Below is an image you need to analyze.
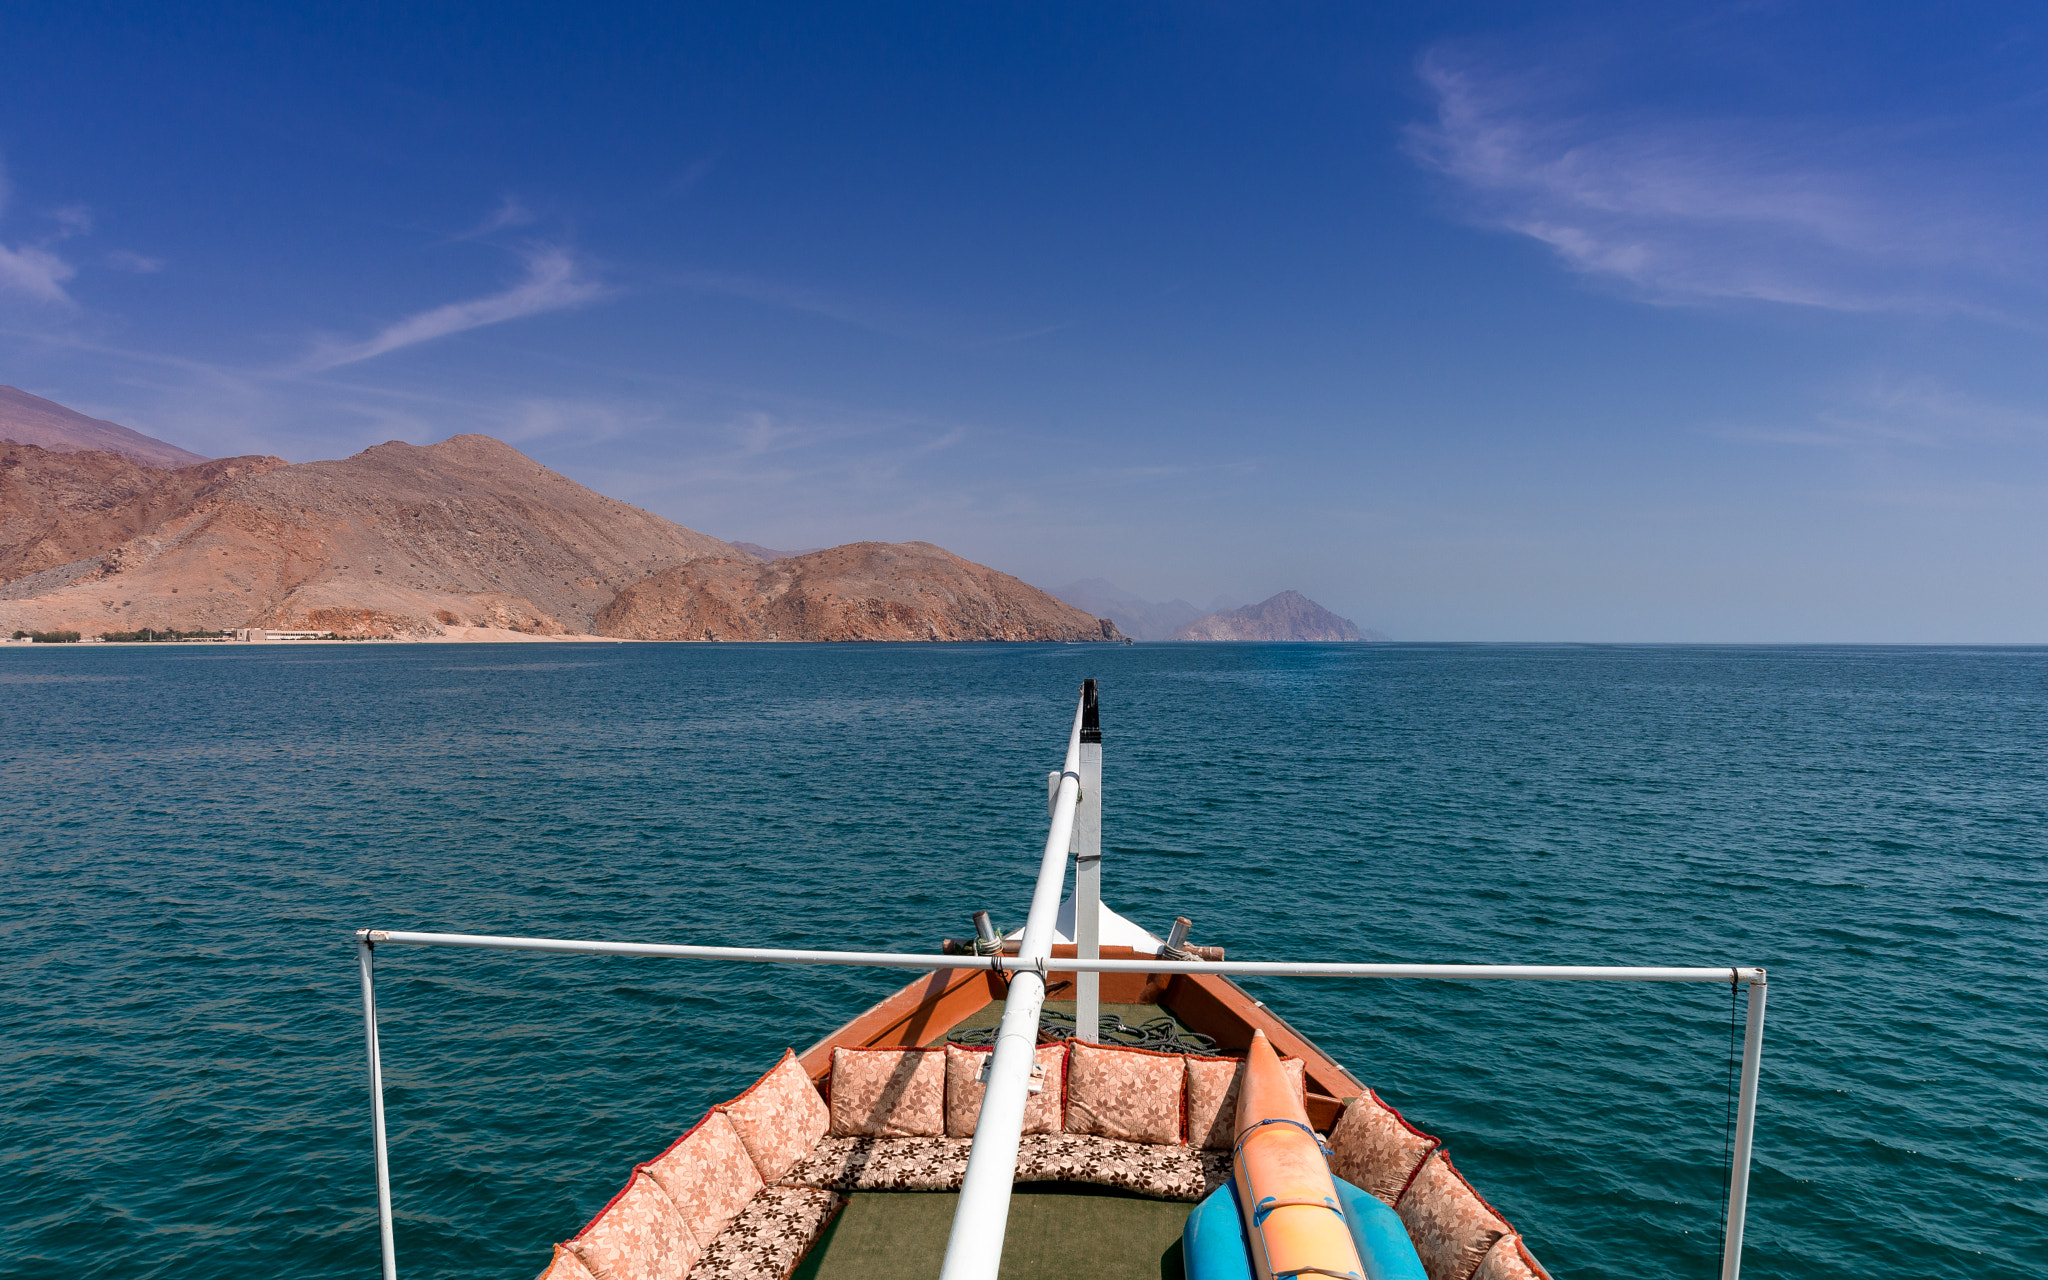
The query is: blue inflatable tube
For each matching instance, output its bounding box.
[1183,1175,1426,1280]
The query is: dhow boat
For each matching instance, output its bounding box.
[352,680,1768,1280]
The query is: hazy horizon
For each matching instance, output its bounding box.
[4,4,2045,642]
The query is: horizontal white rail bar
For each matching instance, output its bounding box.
[1080,959,1764,984]
[355,930,971,969]
[353,929,1760,985]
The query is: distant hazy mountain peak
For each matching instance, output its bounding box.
[1053,579,1205,641]
[732,541,826,562]
[1171,590,1384,642]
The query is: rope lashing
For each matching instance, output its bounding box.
[1234,1115,1332,1155]
[1252,1194,1343,1227]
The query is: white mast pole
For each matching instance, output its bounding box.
[937,687,1087,1280]
[1073,679,1102,1043]
[1719,971,1768,1280]
[357,938,399,1280]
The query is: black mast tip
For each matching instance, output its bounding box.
[1080,678,1101,743]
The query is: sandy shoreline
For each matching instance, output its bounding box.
[5,628,637,647]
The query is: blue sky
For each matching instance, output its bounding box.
[3,2,2045,640]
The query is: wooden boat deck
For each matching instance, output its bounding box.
[793,1185,1190,1280]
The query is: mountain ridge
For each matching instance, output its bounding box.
[0,385,211,469]
[0,433,747,637]
[598,542,1127,642]
[0,397,1125,644]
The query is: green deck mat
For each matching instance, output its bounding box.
[792,1185,1190,1280]
[928,1001,1201,1048]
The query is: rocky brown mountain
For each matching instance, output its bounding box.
[1170,590,1377,641]
[1,434,747,637]
[0,443,287,584]
[1,408,1125,643]
[0,385,211,468]
[595,542,1127,642]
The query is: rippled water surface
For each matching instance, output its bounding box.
[4,643,2043,1279]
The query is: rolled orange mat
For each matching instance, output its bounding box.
[1230,1030,1366,1280]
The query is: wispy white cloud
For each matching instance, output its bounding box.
[672,268,904,332]
[103,249,164,273]
[301,246,607,371]
[0,163,79,305]
[50,204,93,237]
[456,195,535,240]
[1721,376,2048,450]
[1406,48,2044,318]
[0,242,76,303]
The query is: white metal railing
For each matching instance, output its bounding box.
[352,682,1769,1280]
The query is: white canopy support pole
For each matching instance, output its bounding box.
[357,938,398,1280]
[1719,970,1768,1280]
[938,688,1087,1280]
[1073,679,1102,1043]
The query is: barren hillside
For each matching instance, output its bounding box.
[1,444,287,583]
[0,435,747,637]
[594,542,1127,642]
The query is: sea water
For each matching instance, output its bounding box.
[3,642,2042,1279]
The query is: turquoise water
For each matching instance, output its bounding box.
[4,643,2043,1279]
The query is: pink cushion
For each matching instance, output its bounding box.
[1064,1041,1185,1145]
[1184,1054,1306,1149]
[536,1244,597,1280]
[1327,1090,1439,1206]
[716,1049,830,1183]
[567,1170,699,1280]
[1396,1151,1512,1280]
[943,1042,1067,1136]
[641,1111,764,1247]
[828,1046,946,1137]
[1014,1132,1207,1200]
[1473,1234,1554,1280]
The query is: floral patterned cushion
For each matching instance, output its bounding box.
[537,1243,598,1280]
[1064,1041,1185,1145]
[1014,1132,1206,1201]
[643,1112,765,1248]
[690,1185,844,1280]
[943,1042,1067,1137]
[1184,1054,1307,1149]
[1328,1090,1439,1206]
[828,1047,946,1137]
[1473,1234,1554,1280]
[717,1050,831,1184]
[779,1135,973,1192]
[1197,1149,1233,1196]
[567,1170,700,1280]
[1396,1151,1512,1280]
